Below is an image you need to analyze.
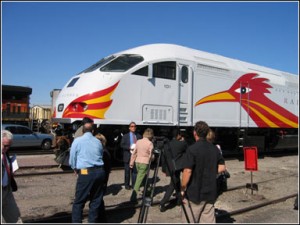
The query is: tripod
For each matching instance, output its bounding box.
[138,145,161,223]
[137,147,162,223]
[137,137,190,223]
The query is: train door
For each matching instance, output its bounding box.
[140,61,177,125]
[178,64,193,126]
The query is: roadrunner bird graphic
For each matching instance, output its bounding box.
[195,73,298,128]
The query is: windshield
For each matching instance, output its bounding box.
[78,55,115,74]
[67,77,80,87]
[100,54,144,72]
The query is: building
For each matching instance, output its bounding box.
[30,105,52,132]
[30,105,52,121]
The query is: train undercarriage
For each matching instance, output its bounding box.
[52,122,298,166]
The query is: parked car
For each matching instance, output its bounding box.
[2,124,53,150]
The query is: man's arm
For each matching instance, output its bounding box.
[217,150,226,173]
[181,168,192,194]
[69,141,78,170]
[218,164,226,173]
[120,134,129,149]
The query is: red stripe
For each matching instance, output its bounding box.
[87,101,112,110]
[75,82,119,102]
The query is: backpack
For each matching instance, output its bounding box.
[216,170,230,196]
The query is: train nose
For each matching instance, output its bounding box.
[57,102,88,115]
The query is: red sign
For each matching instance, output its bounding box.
[244,147,258,171]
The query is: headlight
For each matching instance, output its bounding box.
[58,104,64,112]
[71,102,88,112]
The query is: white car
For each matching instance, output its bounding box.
[2,124,53,150]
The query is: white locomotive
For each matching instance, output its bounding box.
[52,44,298,157]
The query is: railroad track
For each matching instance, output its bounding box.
[215,193,297,222]
[222,148,298,160]
[10,149,55,155]
[15,165,124,177]
[11,147,298,178]
[11,147,298,158]
[15,157,299,178]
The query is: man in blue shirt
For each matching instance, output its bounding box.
[69,117,106,223]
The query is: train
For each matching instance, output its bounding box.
[51,43,298,161]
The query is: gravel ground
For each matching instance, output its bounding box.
[12,154,299,223]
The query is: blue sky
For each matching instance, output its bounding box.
[1,1,299,106]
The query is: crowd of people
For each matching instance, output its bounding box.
[2,117,230,223]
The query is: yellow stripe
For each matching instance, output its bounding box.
[195,92,234,105]
[85,92,114,104]
[84,108,109,118]
[248,100,298,128]
[246,105,279,127]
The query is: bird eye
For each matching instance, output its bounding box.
[235,87,252,94]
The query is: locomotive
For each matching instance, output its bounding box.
[51,43,298,161]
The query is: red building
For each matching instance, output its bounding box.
[2,85,32,126]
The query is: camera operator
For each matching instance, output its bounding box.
[160,128,188,212]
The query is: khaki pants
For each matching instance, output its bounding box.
[181,200,215,223]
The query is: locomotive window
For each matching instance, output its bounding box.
[100,54,144,72]
[80,55,115,74]
[67,77,80,88]
[181,66,188,83]
[132,66,148,76]
[153,61,176,80]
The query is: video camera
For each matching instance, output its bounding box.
[152,136,169,154]
[150,136,169,168]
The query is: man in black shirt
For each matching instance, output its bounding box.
[180,121,225,223]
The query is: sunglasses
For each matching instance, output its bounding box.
[3,145,10,148]
[130,125,136,128]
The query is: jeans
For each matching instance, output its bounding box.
[72,168,106,223]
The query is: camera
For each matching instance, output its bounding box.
[153,136,168,154]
